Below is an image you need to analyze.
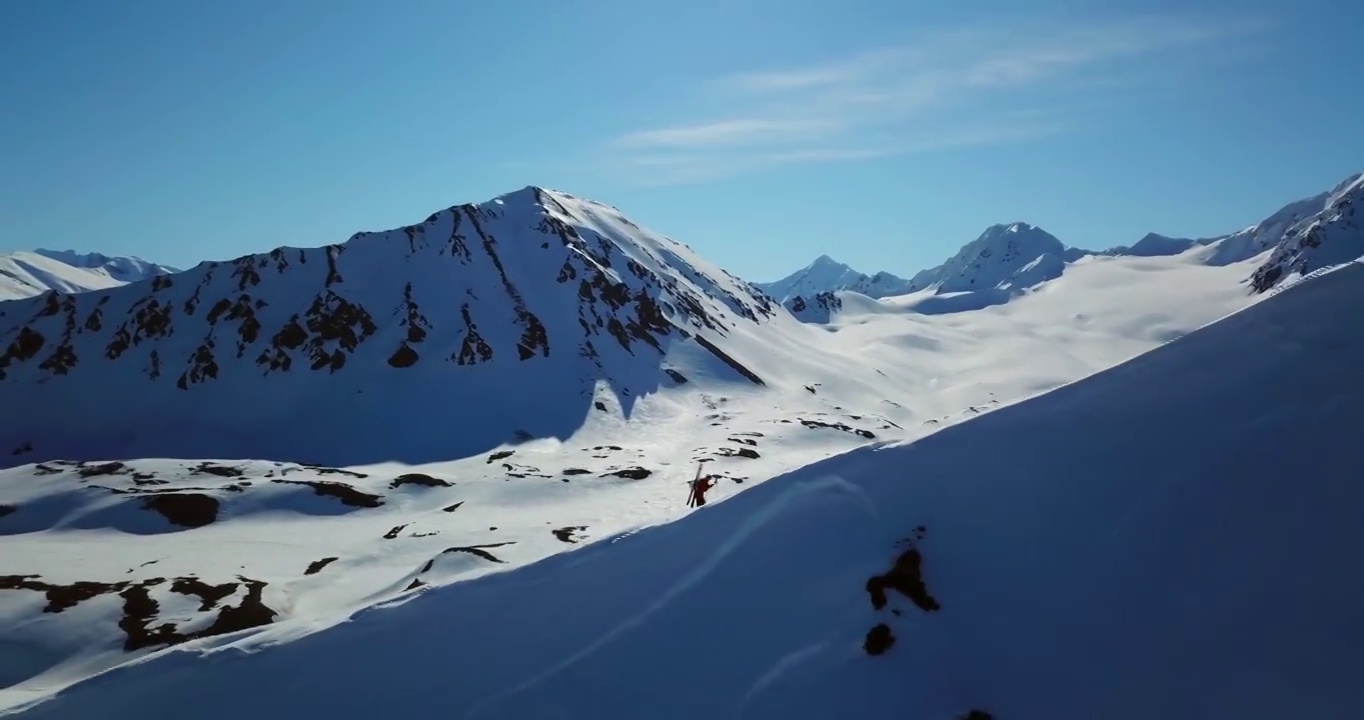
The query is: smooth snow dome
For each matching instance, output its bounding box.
[0,250,176,300]
[9,259,1364,720]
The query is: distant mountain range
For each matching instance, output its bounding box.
[759,171,1364,314]
[0,249,178,300]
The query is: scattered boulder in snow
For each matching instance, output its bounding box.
[799,418,876,439]
[269,479,383,508]
[141,493,219,528]
[863,623,896,656]
[552,526,588,544]
[389,473,452,489]
[304,557,339,575]
[603,467,651,480]
[865,546,939,613]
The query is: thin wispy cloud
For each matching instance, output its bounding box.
[602,14,1262,185]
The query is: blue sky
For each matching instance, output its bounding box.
[1,0,1360,281]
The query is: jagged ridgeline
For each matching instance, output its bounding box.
[0,187,780,467]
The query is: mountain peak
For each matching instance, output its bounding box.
[0,188,781,467]
[757,255,913,305]
[904,221,1066,295]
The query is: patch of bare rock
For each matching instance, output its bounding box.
[270,478,383,508]
[862,529,939,658]
[0,573,276,652]
[603,467,651,480]
[389,473,452,489]
[304,557,339,575]
[141,493,219,528]
[552,526,588,544]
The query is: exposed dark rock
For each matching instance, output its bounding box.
[664,368,689,384]
[389,473,452,489]
[863,623,895,656]
[304,557,339,575]
[383,523,409,540]
[77,461,128,478]
[141,494,219,528]
[298,464,368,478]
[0,504,14,518]
[441,502,464,513]
[552,526,588,544]
[270,479,383,508]
[387,343,419,368]
[715,447,760,459]
[594,401,608,411]
[603,467,651,480]
[0,575,125,613]
[170,577,238,611]
[192,462,245,478]
[866,547,939,613]
[800,418,876,439]
[694,335,765,385]
[417,542,516,572]
[561,468,591,476]
[487,450,514,463]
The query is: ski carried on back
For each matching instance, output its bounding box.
[685,462,716,508]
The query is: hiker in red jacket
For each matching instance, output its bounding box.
[689,474,718,507]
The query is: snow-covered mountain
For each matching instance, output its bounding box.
[0,250,177,301]
[772,171,1364,324]
[0,187,849,467]
[0,182,1285,713]
[9,250,1361,719]
[756,255,914,303]
[1248,172,1363,291]
[903,221,1067,294]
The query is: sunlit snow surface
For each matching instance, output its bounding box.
[0,248,1277,715]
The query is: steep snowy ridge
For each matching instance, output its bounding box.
[0,251,177,301]
[906,222,1067,294]
[11,258,1362,720]
[0,187,815,468]
[1248,172,1364,291]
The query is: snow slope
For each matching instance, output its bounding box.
[0,250,177,301]
[8,255,1361,719]
[0,186,1280,712]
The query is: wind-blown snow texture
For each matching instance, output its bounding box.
[0,251,177,301]
[7,254,1363,719]
[765,171,1364,322]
